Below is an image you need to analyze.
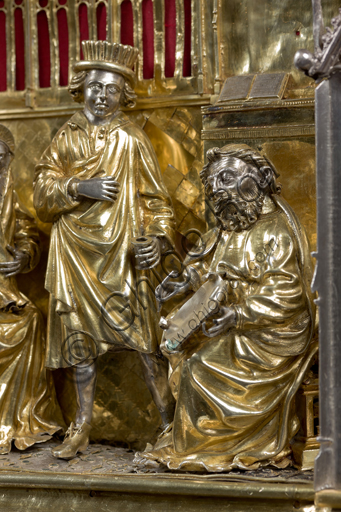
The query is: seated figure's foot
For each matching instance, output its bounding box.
[51,422,91,460]
[157,422,172,440]
[133,425,173,470]
[152,421,173,451]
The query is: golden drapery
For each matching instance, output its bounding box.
[0,168,63,453]
[142,196,317,472]
[34,111,175,368]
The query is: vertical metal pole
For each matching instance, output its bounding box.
[7,1,15,92]
[107,0,115,42]
[312,0,324,53]
[89,0,96,41]
[212,0,220,95]
[314,71,341,492]
[294,3,341,495]
[196,0,204,94]
[68,1,77,82]
[24,0,35,107]
[153,0,164,83]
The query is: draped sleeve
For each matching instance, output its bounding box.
[135,129,175,250]
[13,193,41,273]
[33,125,82,223]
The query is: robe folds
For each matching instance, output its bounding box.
[142,195,317,472]
[0,168,62,453]
[34,111,175,368]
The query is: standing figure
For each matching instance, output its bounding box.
[34,41,176,460]
[0,124,62,454]
[142,144,317,471]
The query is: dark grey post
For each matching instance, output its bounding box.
[294,2,341,493]
[313,72,341,491]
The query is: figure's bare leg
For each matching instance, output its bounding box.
[139,351,175,429]
[52,361,97,460]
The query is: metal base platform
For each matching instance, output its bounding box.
[0,441,319,512]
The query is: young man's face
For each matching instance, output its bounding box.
[84,69,125,119]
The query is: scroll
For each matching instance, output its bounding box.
[160,273,228,352]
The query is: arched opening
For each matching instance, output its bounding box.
[120,0,134,47]
[183,0,191,77]
[14,5,25,90]
[57,6,69,85]
[164,0,176,77]
[142,0,154,79]
[37,8,51,87]
[96,2,107,41]
[78,2,89,59]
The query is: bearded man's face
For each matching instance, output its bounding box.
[206,157,265,232]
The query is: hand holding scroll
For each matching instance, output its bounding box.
[134,237,161,270]
[203,306,236,337]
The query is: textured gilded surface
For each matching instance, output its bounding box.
[262,141,316,252]
[218,0,341,88]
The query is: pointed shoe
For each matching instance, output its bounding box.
[52,422,91,460]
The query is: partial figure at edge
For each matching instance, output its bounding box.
[0,124,63,454]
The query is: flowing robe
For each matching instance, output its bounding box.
[34,111,175,368]
[0,167,62,453]
[143,196,316,471]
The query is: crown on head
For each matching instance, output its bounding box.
[73,41,139,86]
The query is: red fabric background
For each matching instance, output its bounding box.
[0,0,191,91]
[97,3,107,41]
[57,8,69,86]
[164,0,176,78]
[142,0,154,79]
[79,3,89,59]
[37,10,51,88]
[14,8,25,90]
[183,0,191,77]
[120,1,134,47]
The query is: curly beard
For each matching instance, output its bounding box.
[214,190,265,232]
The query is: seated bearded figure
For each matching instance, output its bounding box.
[141,143,317,472]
